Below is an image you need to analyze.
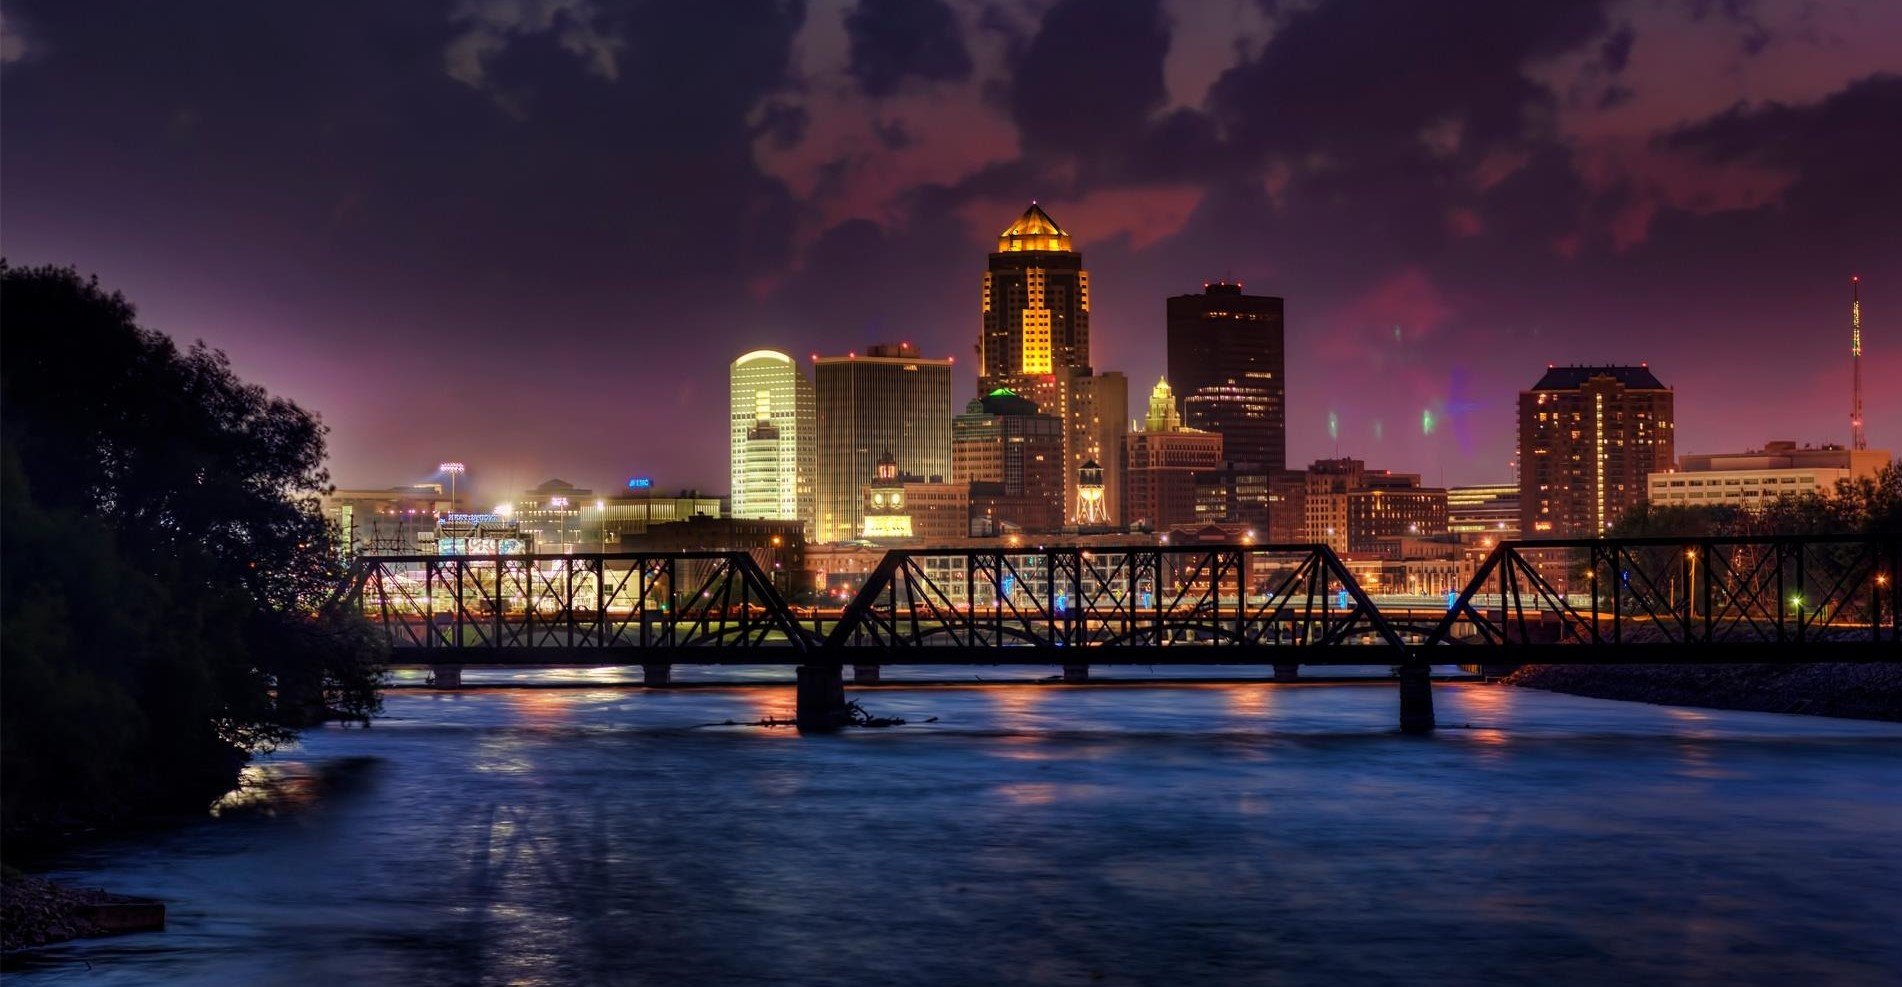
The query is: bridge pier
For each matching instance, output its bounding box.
[642,664,671,686]
[1062,664,1090,683]
[852,664,881,685]
[1398,663,1434,734]
[1273,663,1300,682]
[795,665,849,731]
[429,665,463,690]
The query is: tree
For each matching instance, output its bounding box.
[1,263,382,831]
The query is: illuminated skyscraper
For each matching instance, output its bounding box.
[814,343,954,543]
[729,350,815,537]
[1518,365,1674,538]
[978,204,1126,524]
[1168,281,1286,472]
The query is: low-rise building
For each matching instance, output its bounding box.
[1647,441,1892,509]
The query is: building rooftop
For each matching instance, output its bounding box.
[996,202,1072,253]
[1530,364,1668,391]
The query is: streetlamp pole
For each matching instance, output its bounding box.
[439,462,467,512]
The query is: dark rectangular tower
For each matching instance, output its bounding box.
[1166,281,1286,472]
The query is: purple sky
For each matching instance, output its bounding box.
[4,0,1898,503]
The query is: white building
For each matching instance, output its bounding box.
[1647,441,1891,509]
[729,350,815,536]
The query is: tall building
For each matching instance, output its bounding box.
[1519,365,1675,537]
[1168,281,1287,471]
[1124,378,1224,530]
[729,350,815,536]
[1648,440,1891,509]
[977,203,1125,524]
[953,388,1065,533]
[814,343,954,543]
[1303,459,1448,558]
[980,203,1088,386]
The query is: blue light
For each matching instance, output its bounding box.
[1445,588,1458,610]
[1336,589,1350,609]
[626,476,653,489]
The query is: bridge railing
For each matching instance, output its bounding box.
[822,544,1406,656]
[340,551,817,656]
[1424,534,1898,658]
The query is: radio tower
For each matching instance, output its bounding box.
[1850,276,1866,451]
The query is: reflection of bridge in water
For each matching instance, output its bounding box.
[332,536,1898,732]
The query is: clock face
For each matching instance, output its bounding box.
[892,494,903,508]
[873,492,886,507]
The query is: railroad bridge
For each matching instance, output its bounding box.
[330,535,1898,733]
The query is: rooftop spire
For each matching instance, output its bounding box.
[996,202,1072,253]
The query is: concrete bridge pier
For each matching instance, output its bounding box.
[1062,664,1090,682]
[429,665,463,689]
[852,664,881,684]
[796,665,849,731]
[642,664,671,686]
[1273,663,1300,681]
[1398,663,1434,734]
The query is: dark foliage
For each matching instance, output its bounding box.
[1,263,383,834]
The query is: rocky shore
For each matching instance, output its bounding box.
[1504,662,1902,721]
[1,874,164,952]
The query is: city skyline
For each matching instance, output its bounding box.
[4,1,1898,499]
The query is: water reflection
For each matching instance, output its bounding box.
[17,683,1902,986]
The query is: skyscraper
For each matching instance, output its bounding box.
[814,343,954,543]
[1167,281,1287,472]
[980,203,1088,386]
[729,350,814,536]
[977,203,1125,523]
[1519,365,1675,538]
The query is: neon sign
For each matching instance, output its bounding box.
[626,476,653,490]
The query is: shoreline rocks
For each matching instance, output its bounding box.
[1504,662,1902,722]
[1,875,165,952]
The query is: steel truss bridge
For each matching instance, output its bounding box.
[332,535,1898,732]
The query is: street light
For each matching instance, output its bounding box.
[438,462,467,512]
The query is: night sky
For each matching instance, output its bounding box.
[4,0,1898,502]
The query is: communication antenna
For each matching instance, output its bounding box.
[1851,276,1866,451]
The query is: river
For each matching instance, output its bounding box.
[12,672,1902,985]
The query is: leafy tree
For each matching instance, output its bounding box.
[2,263,382,832]
[1611,463,1902,539]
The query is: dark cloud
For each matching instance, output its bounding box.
[843,0,973,98]
[1010,0,1169,157]
[1209,0,1609,161]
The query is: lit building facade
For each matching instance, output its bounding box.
[322,485,447,556]
[1648,441,1891,509]
[1519,365,1675,538]
[1447,483,1521,540]
[1124,378,1223,530]
[953,388,1065,533]
[1304,459,1448,558]
[861,450,913,540]
[814,343,954,544]
[1168,281,1287,472]
[729,350,815,537]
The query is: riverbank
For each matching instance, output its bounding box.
[1,874,164,952]
[1504,662,1902,721]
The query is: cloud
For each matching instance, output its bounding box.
[842,0,973,98]
[444,0,624,99]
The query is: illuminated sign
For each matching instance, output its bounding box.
[626,476,653,490]
[444,513,505,524]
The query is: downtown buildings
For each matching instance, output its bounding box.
[1647,440,1891,508]
[1519,365,1675,538]
[979,204,1129,524]
[1167,281,1287,472]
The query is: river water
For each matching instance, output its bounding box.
[14,672,1902,986]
